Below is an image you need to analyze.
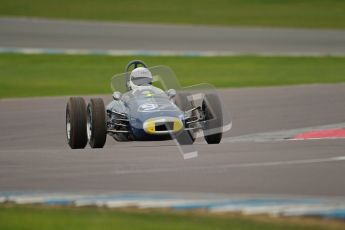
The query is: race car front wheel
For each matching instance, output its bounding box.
[202,93,223,144]
[87,98,107,148]
[66,97,88,149]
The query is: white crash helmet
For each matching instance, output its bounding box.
[128,67,153,90]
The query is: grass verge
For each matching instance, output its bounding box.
[0,205,344,230]
[0,53,345,98]
[1,0,345,29]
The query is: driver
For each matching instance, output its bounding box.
[128,67,153,90]
[120,67,166,103]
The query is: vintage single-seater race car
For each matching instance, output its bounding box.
[66,60,229,150]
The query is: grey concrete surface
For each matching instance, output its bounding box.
[0,84,345,197]
[1,17,345,55]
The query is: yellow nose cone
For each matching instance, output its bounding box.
[143,117,183,135]
[173,119,183,132]
[145,120,156,134]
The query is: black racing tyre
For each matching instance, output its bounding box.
[66,97,88,149]
[202,93,223,144]
[174,93,195,145]
[87,98,107,148]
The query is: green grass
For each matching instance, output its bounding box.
[0,205,344,230]
[1,0,345,29]
[0,53,345,98]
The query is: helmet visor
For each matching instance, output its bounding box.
[131,76,152,86]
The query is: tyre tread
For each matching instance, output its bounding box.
[66,97,87,149]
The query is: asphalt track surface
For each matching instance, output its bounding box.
[1,17,345,55]
[1,84,345,197]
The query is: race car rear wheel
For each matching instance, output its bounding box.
[66,97,88,149]
[87,98,107,148]
[202,93,223,144]
[175,93,195,145]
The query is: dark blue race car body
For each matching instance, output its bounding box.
[106,86,186,141]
